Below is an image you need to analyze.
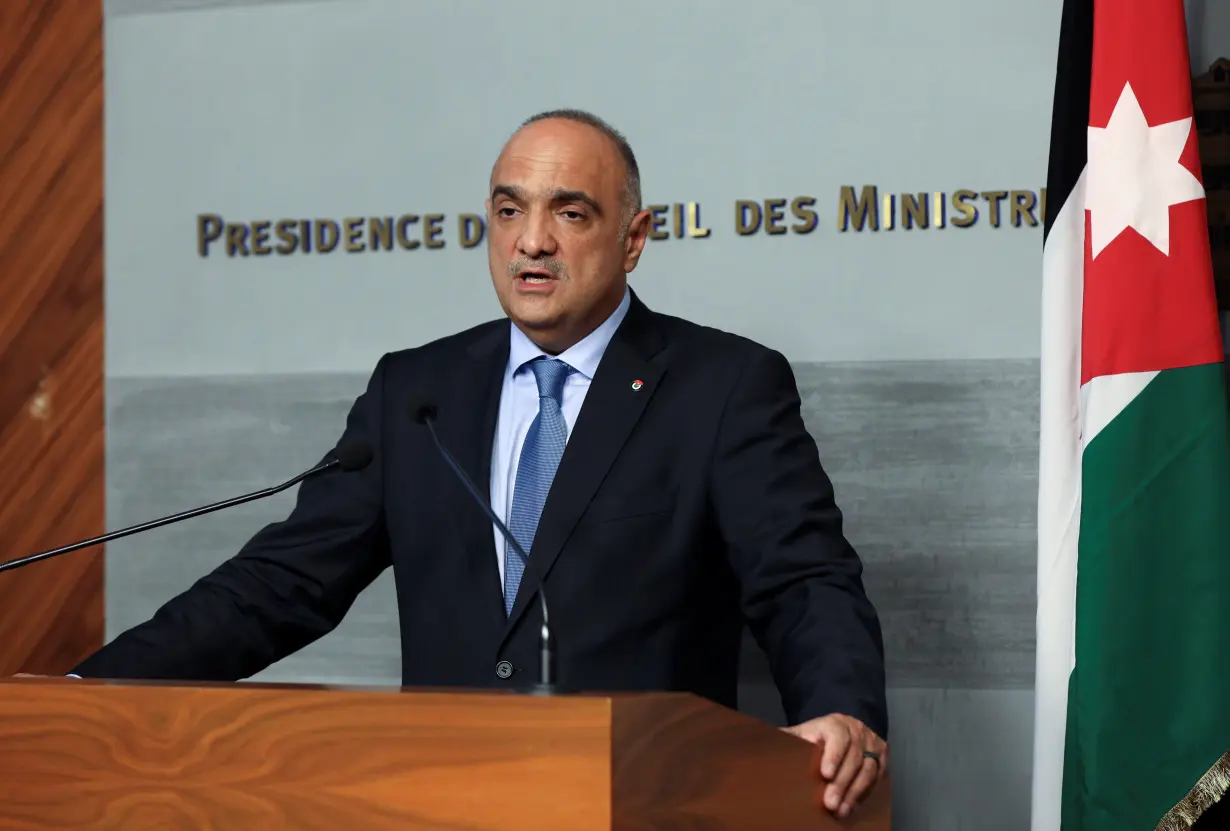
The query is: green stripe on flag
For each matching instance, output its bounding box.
[1062,362,1230,830]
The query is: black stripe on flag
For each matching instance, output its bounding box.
[1043,0,1094,243]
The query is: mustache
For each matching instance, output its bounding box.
[507,258,566,279]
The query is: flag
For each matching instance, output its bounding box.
[1032,1,1230,829]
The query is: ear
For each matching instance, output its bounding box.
[621,209,652,274]
[485,197,492,220]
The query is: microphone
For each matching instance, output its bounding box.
[0,439,373,575]
[409,397,557,696]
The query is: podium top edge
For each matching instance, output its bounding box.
[0,676,702,702]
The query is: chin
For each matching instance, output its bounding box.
[510,311,564,335]
[506,296,560,325]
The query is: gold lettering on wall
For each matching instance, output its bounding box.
[458,214,485,248]
[734,199,819,236]
[251,220,272,255]
[791,197,818,234]
[195,190,1047,257]
[837,186,878,231]
[829,188,1044,232]
[980,191,1008,228]
[931,192,946,229]
[763,199,788,235]
[195,213,479,256]
[683,202,710,238]
[645,203,710,240]
[880,193,896,231]
[647,205,670,240]
[369,217,394,251]
[951,190,979,228]
[901,193,927,230]
[226,223,249,256]
[1009,190,1039,227]
[423,214,445,249]
[735,200,761,235]
[198,214,223,256]
[396,215,420,250]
[343,217,364,252]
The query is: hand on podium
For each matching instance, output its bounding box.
[783,713,888,819]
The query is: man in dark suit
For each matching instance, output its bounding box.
[69,109,889,816]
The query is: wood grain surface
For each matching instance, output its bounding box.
[612,693,890,831]
[0,679,875,830]
[0,1,105,672]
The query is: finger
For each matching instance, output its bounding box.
[817,723,851,781]
[825,732,865,812]
[782,724,814,742]
[839,758,880,817]
[809,740,825,780]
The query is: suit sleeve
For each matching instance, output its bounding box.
[709,347,888,737]
[70,355,394,682]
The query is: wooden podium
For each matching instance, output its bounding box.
[0,677,889,830]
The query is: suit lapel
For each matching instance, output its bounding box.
[500,292,669,640]
[446,323,509,632]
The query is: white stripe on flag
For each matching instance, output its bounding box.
[1031,167,1087,831]
[1080,370,1159,449]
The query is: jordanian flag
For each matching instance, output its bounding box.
[1032,0,1230,829]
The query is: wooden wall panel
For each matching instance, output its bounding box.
[0,1,104,673]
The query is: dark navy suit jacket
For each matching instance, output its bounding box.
[73,291,888,737]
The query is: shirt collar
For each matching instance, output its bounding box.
[507,285,631,380]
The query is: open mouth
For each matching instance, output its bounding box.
[517,269,555,284]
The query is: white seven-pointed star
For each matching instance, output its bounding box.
[1086,81,1204,259]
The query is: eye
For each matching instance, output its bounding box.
[562,210,585,220]
[497,206,519,217]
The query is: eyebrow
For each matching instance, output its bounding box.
[491,184,604,217]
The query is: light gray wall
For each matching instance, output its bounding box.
[98,2,1230,830]
[102,0,1056,378]
[106,359,1040,690]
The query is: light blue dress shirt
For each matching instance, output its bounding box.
[489,286,631,589]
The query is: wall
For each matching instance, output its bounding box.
[99,1,1230,828]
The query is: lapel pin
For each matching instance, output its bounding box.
[631,379,644,391]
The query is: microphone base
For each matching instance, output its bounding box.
[524,682,567,696]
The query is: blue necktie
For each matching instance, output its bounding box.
[504,358,572,615]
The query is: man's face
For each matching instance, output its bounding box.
[486,119,649,354]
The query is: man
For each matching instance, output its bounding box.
[68,110,889,815]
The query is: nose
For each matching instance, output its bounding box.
[517,209,558,259]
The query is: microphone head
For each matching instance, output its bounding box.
[332,439,374,472]
[408,396,438,425]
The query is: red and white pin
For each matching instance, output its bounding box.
[631,379,644,391]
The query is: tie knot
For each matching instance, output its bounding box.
[529,358,572,406]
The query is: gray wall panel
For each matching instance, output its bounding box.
[105,371,402,684]
[106,358,1039,691]
[104,0,338,16]
[740,683,1035,831]
[795,360,1039,689]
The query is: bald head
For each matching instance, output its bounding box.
[494,109,642,229]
